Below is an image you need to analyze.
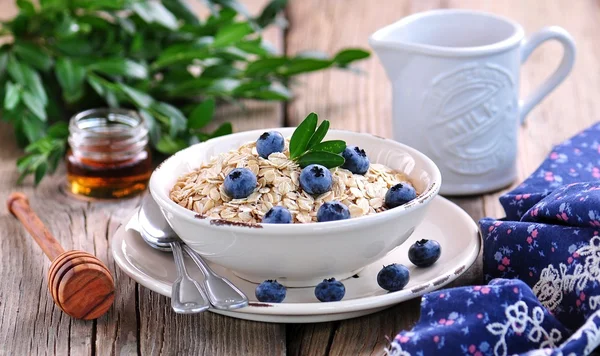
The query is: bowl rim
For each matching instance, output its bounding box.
[149,128,442,235]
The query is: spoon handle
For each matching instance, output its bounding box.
[169,241,210,314]
[182,244,248,310]
[7,192,65,261]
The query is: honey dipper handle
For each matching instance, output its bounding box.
[7,192,65,261]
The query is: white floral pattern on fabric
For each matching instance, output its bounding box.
[533,236,600,311]
[385,343,411,356]
[561,310,600,355]
[486,301,562,356]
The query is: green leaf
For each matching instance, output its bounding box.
[211,0,251,17]
[255,0,288,28]
[4,81,21,110]
[212,22,253,48]
[119,83,153,108]
[14,42,52,72]
[131,2,179,30]
[289,112,317,159]
[16,0,35,14]
[281,58,333,76]
[245,58,287,76]
[54,38,94,56]
[22,113,46,142]
[333,48,370,66]
[210,122,233,138]
[0,51,8,80]
[7,56,25,85]
[139,109,160,145]
[188,98,215,130]
[156,136,187,154]
[47,122,69,139]
[55,58,86,103]
[236,38,271,56]
[151,49,211,70]
[163,0,200,25]
[244,83,291,100]
[306,120,329,149]
[34,162,47,186]
[296,151,345,169]
[150,101,187,136]
[88,59,147,79]
[310,140,346,154]
[22,91,47,121]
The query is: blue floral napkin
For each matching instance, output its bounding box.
[387,123,600,356]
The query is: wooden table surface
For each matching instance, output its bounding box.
[1,0,597,355]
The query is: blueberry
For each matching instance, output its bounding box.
[262,206,292,224]
[317,201,350,222]
[256,131,285,159]
[300,164,332,195]
[384,183,417,209]
[342,146,370,174]
[223,168,257,199]
[255,280,286,303]
[377,264,410,292]
[408,239,441,267]
[314,278,345,302]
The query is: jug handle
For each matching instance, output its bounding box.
[519,26,576,124]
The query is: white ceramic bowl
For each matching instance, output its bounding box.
[149,128,441,287]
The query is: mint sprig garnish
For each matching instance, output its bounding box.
[289,113,346,168]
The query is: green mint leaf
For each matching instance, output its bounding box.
[296,151,345,169]
[289,112,318,159]
[188,98,216,130]
[20,62,47,105]
[7,55,25,85]
[4,81,21,110]
[14,42,52,72]
[16,0,35,14]
[213,22,253,48]
[87,59,148,79]
[310,140,346,154]
[236,38,271,57]
[22,91,47,121]
[306,120,329,150]
[151,48,211,70]
[22,113,45,142]
[34,161,47,186]
[333,48,370,66]
[245,58,288,76]
[55,58,86,103]
[245,83,291,100]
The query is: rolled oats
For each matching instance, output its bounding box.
[170,139,415,223]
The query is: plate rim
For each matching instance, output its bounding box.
[111,195,480,317]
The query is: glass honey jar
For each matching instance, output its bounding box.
[66,108,152,199]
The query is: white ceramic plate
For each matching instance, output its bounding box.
[111,196,479,323]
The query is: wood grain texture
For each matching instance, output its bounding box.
[1,0,598,354]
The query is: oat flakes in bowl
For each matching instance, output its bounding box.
[170,140,416,224]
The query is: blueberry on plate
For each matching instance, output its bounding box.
[384,182,417,209]
[377,264,410,292]
[300,164,333,195]
[315,278,345,302]
[317,201,350,222]
[255,280,286,303]
[342,146,370,174]
[262,206,292,224]
[408,239,441,267]
[223,168,257,199]
[256,131,285,159]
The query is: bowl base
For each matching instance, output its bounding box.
[232,267,365,288]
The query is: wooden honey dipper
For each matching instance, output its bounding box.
[7,192,115,320]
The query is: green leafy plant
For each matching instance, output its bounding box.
[289,112,346,168]
[0,0,370,184]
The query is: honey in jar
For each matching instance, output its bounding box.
[66,108,152,199]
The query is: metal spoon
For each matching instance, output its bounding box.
[138,194,248,310]
[137,196,209,314]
